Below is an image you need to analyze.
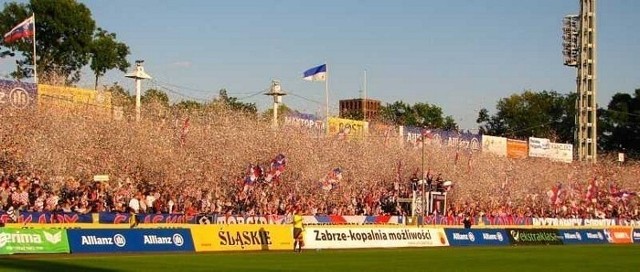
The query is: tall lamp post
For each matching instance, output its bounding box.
[125,60,152,122]
[264,80,286,128]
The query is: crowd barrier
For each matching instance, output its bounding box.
[0,225,639,255]
[3,212,640,227]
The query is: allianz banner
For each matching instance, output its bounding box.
[506,228,563,245]
[0,229,69,255]
[633,229,640,244]
[444,229,509,246]
[303,227,449,249]
[557,229,608,244]
[67,229,194,253]
[0,80,37,110]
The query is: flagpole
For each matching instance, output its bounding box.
[363,69,367,122]
[32,13,37,84]
[325,63,329,134]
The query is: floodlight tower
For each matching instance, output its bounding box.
[264,80,287,127]
[563,0,597,163]
[125,60,152,122]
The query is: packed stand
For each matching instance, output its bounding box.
[0,107,638,220]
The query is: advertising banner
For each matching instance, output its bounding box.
[0,80,37,110]
[403,127,481,152]
[505,228,562,245]
[0,229,69,255]
[604,227,632,244]
[548,143,573,163]
[633,229,640,244]
[528,137,551,158]
[303,227,448,249]
[98,213,197,224]
[212,215,288,225]
[444,229,509,246]
[0,212,93,224]
[327,117,367,140]
[302,216,402,225]
[369,123,400,145]
[190,225,293,252]
[422,215,533,226]
[482,135,507,157]
[283,112,325,134]
[37,84,112,114]
[67,229,194,253]
[557,229,608,244]
[506,139,528,159]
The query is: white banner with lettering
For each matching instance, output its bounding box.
[548,143,573,163]
[481,135,507,157]
[528,137,551,158]
[303,227,449,249]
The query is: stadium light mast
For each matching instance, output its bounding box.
[264,80,286,128]
[563,0,597,163]
[125,60,152,122]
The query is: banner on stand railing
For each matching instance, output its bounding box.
[303,226,448,249]
[444,229,509,246]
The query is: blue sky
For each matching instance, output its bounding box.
[4,0,640,130]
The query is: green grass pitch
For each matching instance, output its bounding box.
[0,245,638,272]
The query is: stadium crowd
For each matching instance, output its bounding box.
[0,107,638,221]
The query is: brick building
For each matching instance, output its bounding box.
[339,98,381,120]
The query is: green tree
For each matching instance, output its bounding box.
[173,100,204,111]
[89,28,130,90]
[599,89,640,157]
[379,100,457,129]
[141,88,169,107]
[0,0,96,83]
[216,88,257,115]
[106,82,132,107]
[476,90,575,142]
[379,101,411,125]
[262,103,293,122]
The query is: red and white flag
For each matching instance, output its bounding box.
[4,15,34,43]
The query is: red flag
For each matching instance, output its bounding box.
[4,15,34,43]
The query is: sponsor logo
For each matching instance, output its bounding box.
[613,232,630,239]
[144,235,172,245]
[510,230,559,243]
[632,231,640,239]
[0,232,42,248]
[81,234,126,247]
[141,234,184,247]
[437,232,447,245]
[586,232,603,240]
[43,231,62,244]
[113,234,126,247]
[467,232,475,242]
[219,230,273,249]
[173,234,184,246]
[452,233,470,241]
[510,230,519,242]
[483,232,500,241]
[563,232,582,240]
